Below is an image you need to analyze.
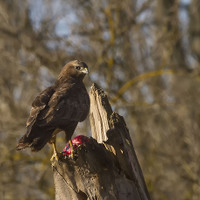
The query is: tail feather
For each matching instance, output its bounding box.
[16,125,54,151]
[16,140,30,151]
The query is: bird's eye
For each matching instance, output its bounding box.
[75,66,81,70]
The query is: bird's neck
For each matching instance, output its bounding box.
[55,76,83,87]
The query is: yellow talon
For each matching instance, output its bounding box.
[50,142,59,161]
[69,139,74,159]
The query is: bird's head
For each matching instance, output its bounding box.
[58,60,89,82]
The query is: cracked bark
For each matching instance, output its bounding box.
[51,83,151,200]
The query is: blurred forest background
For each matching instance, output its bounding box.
[0,0,200,199]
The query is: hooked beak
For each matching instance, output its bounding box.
[81,67,89,74]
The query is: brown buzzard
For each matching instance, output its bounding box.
[16,60,90,159]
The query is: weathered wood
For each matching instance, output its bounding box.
[51,83,151,200]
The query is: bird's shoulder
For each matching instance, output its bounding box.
[32,86,55,107]
[48,82,76,108]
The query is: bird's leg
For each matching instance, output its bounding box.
[50,136,59,161]
[69,139,74,159]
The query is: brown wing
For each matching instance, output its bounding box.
[26,86,55,129]
[16,86,55,151]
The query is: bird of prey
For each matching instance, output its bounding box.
[16,60,90,159]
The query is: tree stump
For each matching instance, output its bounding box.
[51,83,151,200]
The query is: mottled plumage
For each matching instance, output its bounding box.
[16,60,90,152]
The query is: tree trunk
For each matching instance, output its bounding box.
[189,0,200,63]
[51,83,151,200]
